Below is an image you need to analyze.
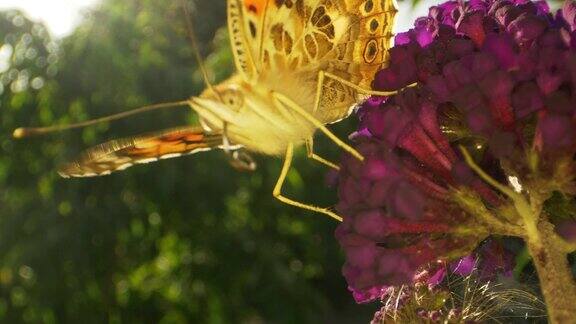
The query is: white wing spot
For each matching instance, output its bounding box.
[160,153,183,159]
[116,163,133,171]
[136,158,159,164]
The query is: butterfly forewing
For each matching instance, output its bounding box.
[58,127,222,178]
[230,0,397,123]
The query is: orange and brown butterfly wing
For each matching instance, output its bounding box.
[229,0,397,123]
[58,127,222,178]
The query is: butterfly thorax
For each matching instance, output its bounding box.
[192,73,318,156]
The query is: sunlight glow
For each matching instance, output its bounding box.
[0,44,13,73]
[0,0,98,37]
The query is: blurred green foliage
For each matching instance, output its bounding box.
[0,1,378,322]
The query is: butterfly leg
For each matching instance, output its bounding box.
[273,142,342,222]
[305,138,339,170]
[229,149,258,171]
[223,123,257,171]
[319,71,417,97]
[272,92,364,162]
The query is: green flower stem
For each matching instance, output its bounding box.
[459,147,520,199]
[453,189,522,236]
[523,220,576,324]
[460,147,576,322]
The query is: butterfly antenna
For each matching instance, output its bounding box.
[13,100,190,138]
[180,0,221,100]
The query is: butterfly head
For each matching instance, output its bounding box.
[189,81,272,153]
[191,83,243,125]
[190,82,248,132]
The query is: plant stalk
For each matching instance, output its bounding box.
[525,221,576,324]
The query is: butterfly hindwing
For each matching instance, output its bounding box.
[58,127,222,178]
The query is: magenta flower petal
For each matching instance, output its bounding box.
[426,75,451,102]
[413,17,437,47]
[545,92,574,115]
[507,13,547,44]
[537,114,576,149]
[354,210,388,240]
[471,52,499,80]
[443,60,474,90]
[395,32,411,46]
[482,33,518,69]
[477,239,515,278]
[426,267,448,287]
[512,81,544,118]
[451,255,477,276]
[432,1,461,27]
[350,285,387,304]
[457,10,487,46]
[373,45,419,90]
[562,0,576,31]
[386,180,425,220]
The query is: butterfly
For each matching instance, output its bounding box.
[15,0,402,221]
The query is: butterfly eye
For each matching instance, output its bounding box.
[222,89,244,112]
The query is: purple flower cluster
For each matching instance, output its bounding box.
[377,0,576,156]
[335,135,492,294]
[337,0,576,299]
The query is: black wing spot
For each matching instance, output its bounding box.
[364,39,379,63]
[249,21,257,38]
[364,0,374,13]
[369,19,379,33]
